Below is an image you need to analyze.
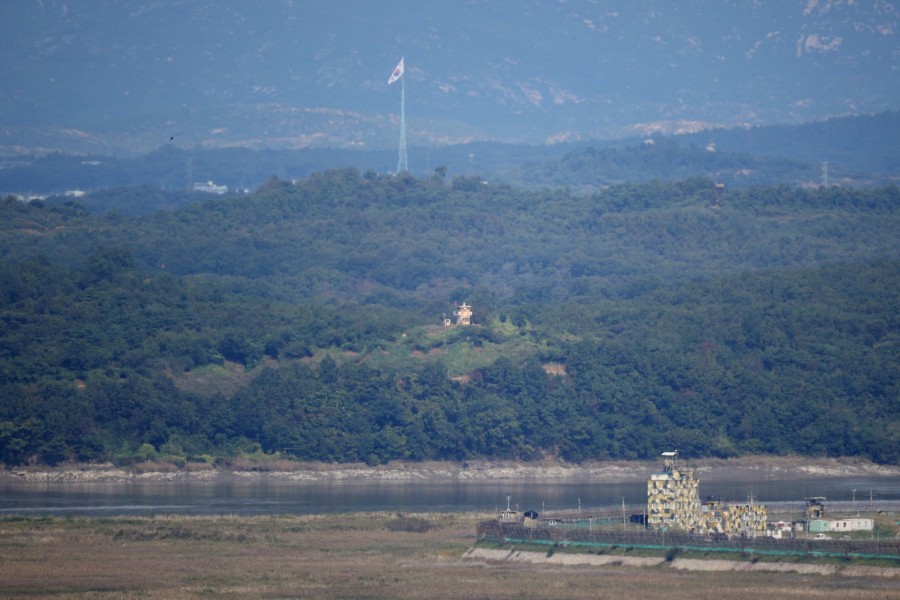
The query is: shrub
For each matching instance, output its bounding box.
[386,516,433,533]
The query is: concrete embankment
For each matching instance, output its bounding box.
[463,547,900,578]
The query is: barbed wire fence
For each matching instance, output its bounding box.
[478,520,900,561]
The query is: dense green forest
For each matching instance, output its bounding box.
[677,111,900,176]
[0,171,897,466]
[512,138,820,191]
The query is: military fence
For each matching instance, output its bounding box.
[478,521,900,561]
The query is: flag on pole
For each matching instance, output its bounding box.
[387,57,405,85]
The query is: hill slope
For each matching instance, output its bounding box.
[0,175,897,465]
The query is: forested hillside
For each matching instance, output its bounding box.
[0,172,897,466]
[513,139,819,190]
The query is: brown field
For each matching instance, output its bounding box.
[0,512,898,599]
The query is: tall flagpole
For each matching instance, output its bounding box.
[387,57,408,173]
[397,71,408,173]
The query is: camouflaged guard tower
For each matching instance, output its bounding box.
[647,451,768,536]
[453,302,472,326]
[647,451,701,531]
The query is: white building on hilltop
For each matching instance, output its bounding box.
[193,181,228,194]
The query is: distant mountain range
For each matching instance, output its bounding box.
[2,1,898,155]
[2,112,898,201]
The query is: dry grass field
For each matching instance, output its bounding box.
[0,512,897,599]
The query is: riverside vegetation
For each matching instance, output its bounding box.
[0,170,898,467]
[0,513,898,599]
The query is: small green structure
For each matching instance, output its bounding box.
[808,519,830,534]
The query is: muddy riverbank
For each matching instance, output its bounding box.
[3,455,898,484]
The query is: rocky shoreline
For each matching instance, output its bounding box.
[3,455,898,484]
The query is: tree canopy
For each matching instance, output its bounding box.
[0,173,897,465]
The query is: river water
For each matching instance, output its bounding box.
[1,475,898,517]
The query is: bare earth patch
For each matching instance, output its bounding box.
[169,360,257,398]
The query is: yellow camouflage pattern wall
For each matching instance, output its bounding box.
[647,467,701,530]
[699,502,767,535]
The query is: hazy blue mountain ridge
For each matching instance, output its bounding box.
[3,112,898,203]
[2,1,898,155]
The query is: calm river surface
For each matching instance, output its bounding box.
[2,475,898,517]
